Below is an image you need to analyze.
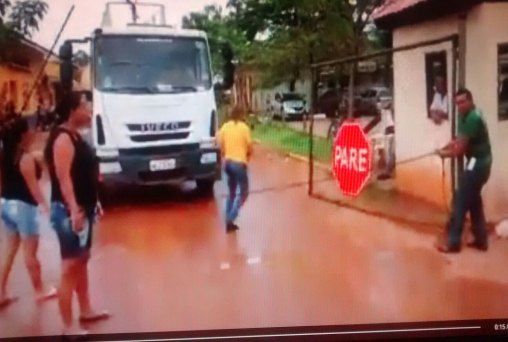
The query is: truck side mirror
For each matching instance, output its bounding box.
[221,43,235,90]
[59,41,74,92]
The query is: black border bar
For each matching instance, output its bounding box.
[4,318,508,341]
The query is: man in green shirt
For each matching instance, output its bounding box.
[436,88,492,253]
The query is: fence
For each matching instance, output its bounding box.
[306,35,459,226]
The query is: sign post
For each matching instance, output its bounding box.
[332,121,372,197]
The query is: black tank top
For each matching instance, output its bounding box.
[45,127,99,212]
[1,150,42,205]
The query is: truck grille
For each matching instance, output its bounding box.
[126,121,191,132]
[130,132,190,142]
[119,144,199,156]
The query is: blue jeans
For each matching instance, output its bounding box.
[50,202,95,259]
[1,198,39,237]
[225,160,249,224]
[447,161,491,247]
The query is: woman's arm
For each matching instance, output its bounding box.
[19,153,49,213]
[53,134,79,210]
[53,134,84,231]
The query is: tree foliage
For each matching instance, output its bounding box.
[0,0,48,37]
[182,0,386,89]
[0,0,48,60]
[182,5,250,77]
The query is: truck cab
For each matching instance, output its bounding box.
[58,3,235,197]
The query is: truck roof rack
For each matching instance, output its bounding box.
[127,23,174,29]
[101,1,167,28]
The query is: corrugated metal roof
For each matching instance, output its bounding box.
[373,0,430,20]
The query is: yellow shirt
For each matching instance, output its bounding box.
[216,120,253,164]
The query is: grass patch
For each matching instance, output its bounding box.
[251,121,332,164]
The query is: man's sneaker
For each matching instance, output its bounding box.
[435,242,461,253]
[226,222,239,233]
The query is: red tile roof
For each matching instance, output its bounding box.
[373,0,430,20]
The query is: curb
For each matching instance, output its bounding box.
[287,153,332,173]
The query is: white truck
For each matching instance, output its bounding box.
[58,2,235,198]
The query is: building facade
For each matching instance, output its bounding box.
[374,0,508,221]
[0,38,60,116]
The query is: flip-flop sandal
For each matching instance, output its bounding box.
[79,311,111,323]
[62,327,89,338]
[0,296,19,309]
[36,287,58,303]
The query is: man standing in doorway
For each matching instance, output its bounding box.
[216,106,253,233]
[436,88,492,253]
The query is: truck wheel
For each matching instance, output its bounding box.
[196,179,215,197]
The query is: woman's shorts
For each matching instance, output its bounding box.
[1,198,39,237]
[50,202,95,260]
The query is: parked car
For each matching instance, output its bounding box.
[270,92,308,120]
[340,86,393,117]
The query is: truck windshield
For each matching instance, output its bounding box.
[94,36,212,94]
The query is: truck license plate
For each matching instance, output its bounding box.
[149,159,176,172]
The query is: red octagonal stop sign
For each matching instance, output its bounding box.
[332,121,372,197]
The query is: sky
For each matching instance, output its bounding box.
[32,0,228,51]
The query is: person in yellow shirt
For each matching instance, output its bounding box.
[216,106,253,233]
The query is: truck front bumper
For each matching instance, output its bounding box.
[98,144,221,186]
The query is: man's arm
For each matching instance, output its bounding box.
[429,93,448,122]
[438,114,478,158]
[438,138,468,158]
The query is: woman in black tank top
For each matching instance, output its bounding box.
[44,91,109,335]
[0,118,56,309]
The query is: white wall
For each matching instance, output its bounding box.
[392,15,458,206]
[465,3,508,221]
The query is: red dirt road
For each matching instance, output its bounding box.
[1,145,508,338]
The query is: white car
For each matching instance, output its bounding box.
[271,93,308,121]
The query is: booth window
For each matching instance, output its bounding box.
[498,43,508,121]
[425,51,448,120]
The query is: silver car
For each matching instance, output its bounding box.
[271,93,308,121]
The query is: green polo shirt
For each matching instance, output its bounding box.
[458,107,492,166]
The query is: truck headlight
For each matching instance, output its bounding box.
[201,152,217,164]
[96,148,119,158]
[100,162,122,174]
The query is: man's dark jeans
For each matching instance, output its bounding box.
[447,160,491,248]
[224,160,249,224]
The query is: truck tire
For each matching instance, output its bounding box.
[196,179,215,197]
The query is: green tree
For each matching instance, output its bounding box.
[0,0,48,60]
[182,5,249,77]
[228,0,384,95]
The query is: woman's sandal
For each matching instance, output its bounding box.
[0,296,19,309]
[79,311,111,323]
[36,287,58,303]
